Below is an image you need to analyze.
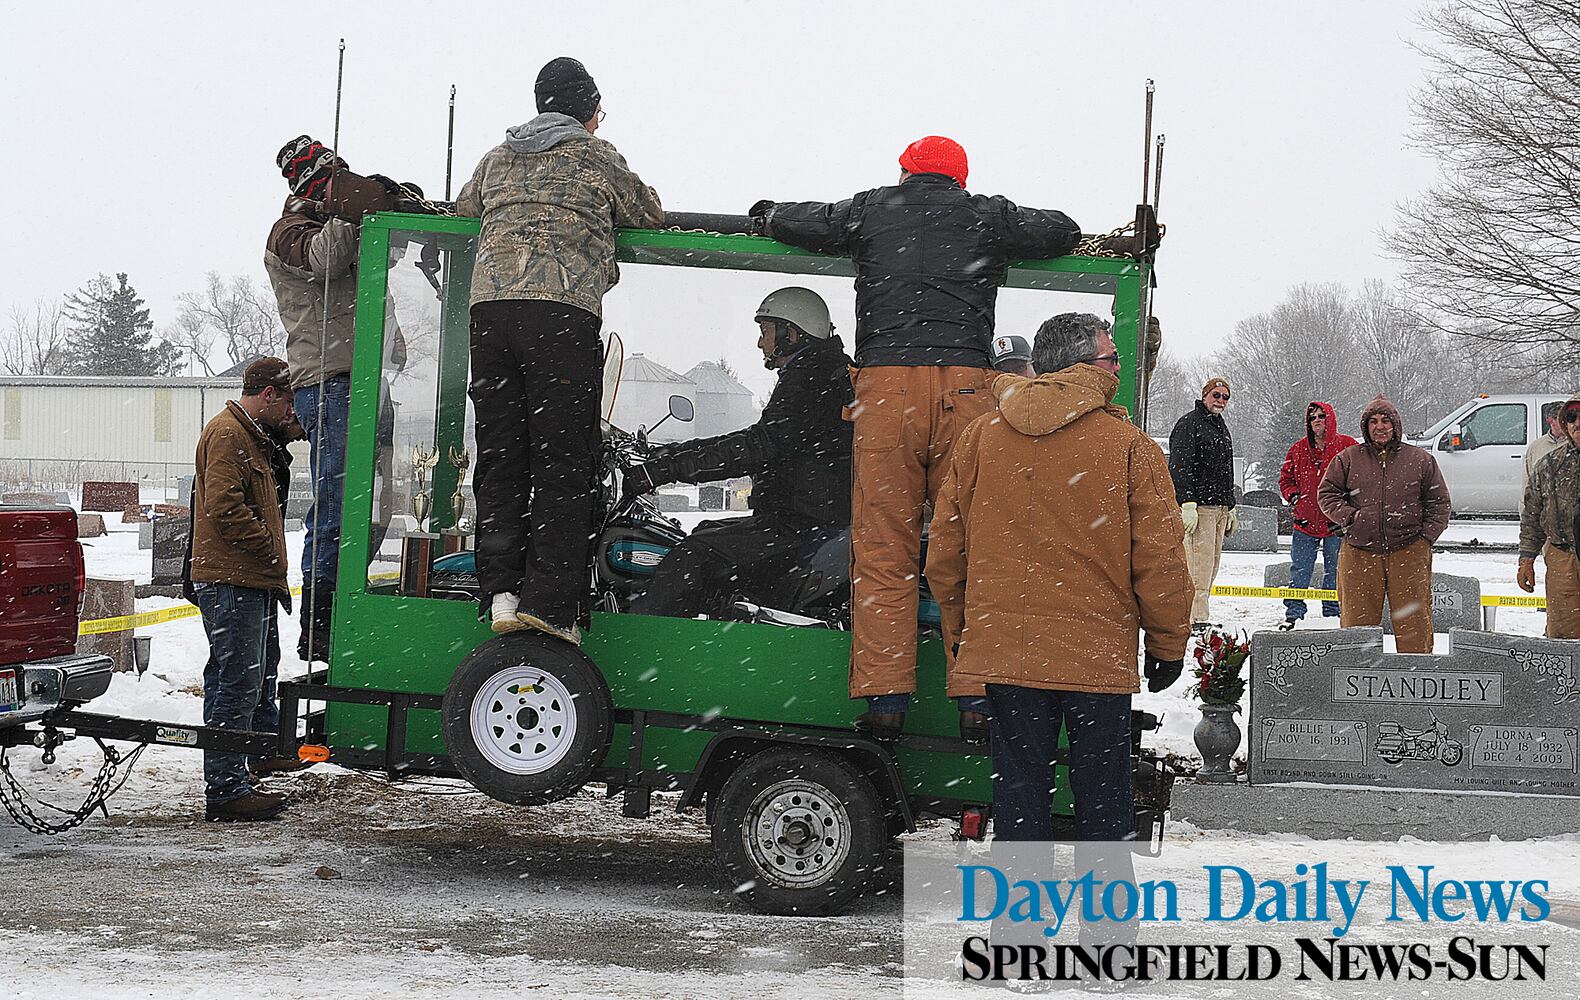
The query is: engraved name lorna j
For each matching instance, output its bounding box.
[1508,647,1578,706]
[1266,643,1333,696]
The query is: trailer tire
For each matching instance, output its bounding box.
[441,634,612,806]
[711,748,885,916]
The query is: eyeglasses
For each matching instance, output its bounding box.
[595,107,608,124]
[1209,392,1231,402]
[1564,408,1580,424]
[1083,354,1120,366]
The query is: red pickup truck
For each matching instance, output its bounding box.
[0,504,113,731]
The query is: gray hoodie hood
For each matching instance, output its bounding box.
[505,113,591,154]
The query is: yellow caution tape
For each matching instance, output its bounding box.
[1210,583,1547,611]
[79,573,405,636]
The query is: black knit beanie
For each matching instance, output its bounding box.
[277,135,341,199]
[534,57,600,124]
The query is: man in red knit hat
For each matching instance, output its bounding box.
[749,137,1083,741]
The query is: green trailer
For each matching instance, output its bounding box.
[214,212,1170,914]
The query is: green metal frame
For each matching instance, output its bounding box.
[329,212,1150,809]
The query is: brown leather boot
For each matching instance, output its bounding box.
[205,790,288,822]
[854,710,905,740]
[959,711,990,745]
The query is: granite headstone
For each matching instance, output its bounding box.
[1222,505,1278,552]
[76,513,106,538]
[699,485,725,511]
[78,577,135,672]
[1250,627,1580,795]
[151,517,191,586]
[81,481,138,512]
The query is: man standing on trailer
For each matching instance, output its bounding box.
[1518,396,1580,638]
[624,288,852,618]
[750,136,1083,739]
[458,57,662,643]
[265,135,400,663]
[188,358,298,822]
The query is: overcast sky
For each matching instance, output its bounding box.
[1,2,1441,397]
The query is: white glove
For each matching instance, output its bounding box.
[1225,508,1239,535]
[1180,502,1199,534]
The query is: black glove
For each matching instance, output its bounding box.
[620,465,657,501]
[1144,652,1184,693]
[747,199,774,235]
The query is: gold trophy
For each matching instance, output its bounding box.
[410,444,440,532]
[444,446,472,553]
[401,444,442,596]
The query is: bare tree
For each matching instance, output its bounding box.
[1388,0,1580,363]
[167,272,285,375]
[1,299,69,375]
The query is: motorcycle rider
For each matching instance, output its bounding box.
[624,288,852,619]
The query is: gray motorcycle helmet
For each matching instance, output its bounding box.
[754,287,834,340]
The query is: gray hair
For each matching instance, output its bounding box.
[1031,312,1111,375]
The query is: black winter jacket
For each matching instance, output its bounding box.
[641,336,853,526]
[1168,401,1237,507]
[760,174,1081,369]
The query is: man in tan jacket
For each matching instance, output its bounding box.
[457,56,662,643]
[189,357,297,822]
[927,313,1191,841]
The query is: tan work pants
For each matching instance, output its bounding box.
[1545,544,1580,640]
[1338,538,1434,653]
[849,365,997,697]
[1184,505,1231,624]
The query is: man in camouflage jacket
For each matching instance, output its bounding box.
[456,56,662,642]
[1518,396,1580,638]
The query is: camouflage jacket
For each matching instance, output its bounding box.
[1520,441,1579,558]
[456,114,663,318]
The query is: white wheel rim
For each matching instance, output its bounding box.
[741,777,853,889]
[469,666,579,776]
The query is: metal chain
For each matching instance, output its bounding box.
[1074,221,1140,258]
[0,741,146,836]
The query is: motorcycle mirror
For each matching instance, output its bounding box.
[668,394,695,423]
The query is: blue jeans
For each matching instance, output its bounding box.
[985,685,1134,842]
[195,583,280,804]
[294,374,351,590]
[1286,529,1342,620]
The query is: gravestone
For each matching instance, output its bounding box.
[177,475,194,508]
[699,485,725,511]
[286,492,313,520]
[1250,627,1580,795]
[138,522,154,550]
[1222,505,1277,552]
[2,490,70,506]
[81,481,138,512]
[1263,563,1481,633]
[151,517,191,586]
[76,513,106,538]
[122,504,150,524]
[78,577,135,672]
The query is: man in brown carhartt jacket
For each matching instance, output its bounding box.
[190,358,297,822]
[1318,395,1452,653]
[926,313,1191,841]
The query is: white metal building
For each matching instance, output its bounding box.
[0,375,243,486]
[609,355,697,444]
[684,361,759,438]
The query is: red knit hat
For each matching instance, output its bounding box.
[899,135,968,188]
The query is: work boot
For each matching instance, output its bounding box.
[205,790,288,823]
[249,756,313,777]
[490,592,527,634]
[854,710,905,740]
[959,711,990,745]
[516,612,582,646]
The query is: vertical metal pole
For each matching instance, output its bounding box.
[1141,80,1155,207]
[1152,135,1166,217]
[444,85,457,202]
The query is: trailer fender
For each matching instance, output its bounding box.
[678,726,913,833]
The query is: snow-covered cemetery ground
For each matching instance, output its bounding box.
[1,512,1566,998]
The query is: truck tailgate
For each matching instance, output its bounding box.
[0,506,84,668]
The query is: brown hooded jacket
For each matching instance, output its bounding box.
[1317,395,1452,554]
[926,365,1192,696]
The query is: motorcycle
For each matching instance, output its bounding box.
[1373,710,1465,767]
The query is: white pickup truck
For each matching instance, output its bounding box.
[1410,394,1569,516]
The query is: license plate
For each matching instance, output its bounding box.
[0,668,17,714]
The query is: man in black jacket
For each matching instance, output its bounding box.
[625,288,852,618]
[750,136,1081,736]
[1168,377,1238,627]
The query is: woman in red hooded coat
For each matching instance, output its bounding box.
[1278,401,1358,628]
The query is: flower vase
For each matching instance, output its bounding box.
[1193,703,1241,783]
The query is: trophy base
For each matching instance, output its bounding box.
[440,529,473,555]
[400,532,441,597]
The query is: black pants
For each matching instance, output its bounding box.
[469,299,603,625]
[633,516,804,618]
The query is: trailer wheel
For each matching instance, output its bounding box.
[441,634,612,806]
[711,748,885,916]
